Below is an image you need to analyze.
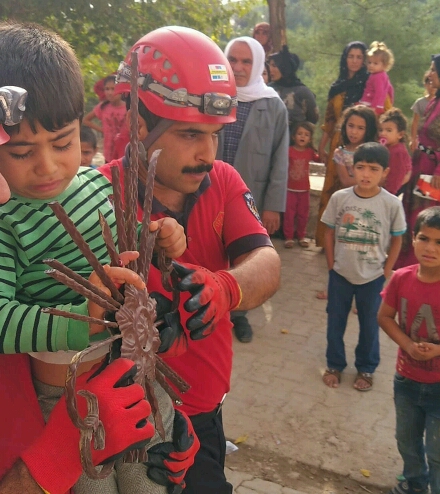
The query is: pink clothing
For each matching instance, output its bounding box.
[384,142,412,195]
[93,102,127,162]
[360,72,394,114]
[283,190,309,240]
[395,97,440,268]
[287,147,319,191]
[381,264,440,383]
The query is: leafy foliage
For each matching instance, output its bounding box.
[0,0,252,102]
[281,0,440,122]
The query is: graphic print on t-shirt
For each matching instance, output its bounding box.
[336,207,381,264]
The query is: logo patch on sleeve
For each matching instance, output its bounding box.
[243,192,262,224]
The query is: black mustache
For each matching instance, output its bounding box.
[182,164,213,174]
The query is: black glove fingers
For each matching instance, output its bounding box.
[113,364,138,388]
[150,291,173,318]
[183,287,205,312]
[188,318,215,340]
[171,261,195,279]
[185,304,210,331]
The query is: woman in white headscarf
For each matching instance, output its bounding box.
[217,36,289,344]
[219,36,289,218]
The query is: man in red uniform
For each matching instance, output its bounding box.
[100,26,281,493]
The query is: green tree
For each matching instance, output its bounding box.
[281,0,440,122]
[1,0,252,102]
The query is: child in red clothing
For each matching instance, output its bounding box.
[83,74,127,162]
[379,108,412,195]
[283,121,319,248]
[360,41,394,115]
[378,206,440,494]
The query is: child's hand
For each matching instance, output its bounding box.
[404,340,438,361]
[151,218,186,259]
[88,251,146,335]
[413,342,440,360]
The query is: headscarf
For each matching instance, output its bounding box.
[432,54,440,99]
[268,45,304,88]
[328,41,368,108]
[224,37,280,102]
[252,22,273,57]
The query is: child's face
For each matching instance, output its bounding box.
[345,115,367,146]
[104,81,121,103]
[294,127,311,148]
[0,119,81,199]
[379,120,404,147]
[413,226,440,269]
[80,141,97,167]
[352,160,389,197]
[367,55,385,74]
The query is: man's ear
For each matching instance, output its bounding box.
[126,109,149,140]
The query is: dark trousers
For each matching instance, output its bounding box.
[326,269,384,374]
[183,410,233,494]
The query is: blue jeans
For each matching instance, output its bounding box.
[326,269,384,373]
[394,373,440,493]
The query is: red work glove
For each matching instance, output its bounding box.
[150,291,188,357]
[146,409,200,493]
[21,358,155,494]
[172,261,242,340]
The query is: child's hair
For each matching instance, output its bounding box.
[367,41,394,72]
[353,142,389,169]
[100,74,118,109]
[340,105,377,146]
[378,107,407,142]
[80,125,97,149]
[0,22,84,134]
[291,121,315,148]
[414,206,440,235]
[103,74,117,86]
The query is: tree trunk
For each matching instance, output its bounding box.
[267,0,286,52]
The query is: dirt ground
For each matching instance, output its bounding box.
[226,440,388,494]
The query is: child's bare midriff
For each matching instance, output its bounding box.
[30,355,104,387]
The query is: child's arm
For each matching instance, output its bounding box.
[151,218,186,259]
[378,300,436,360]
[324,226,335,270]
[83,108,103,134]
[383,235,402,279]
[336,162,356,188]
[410,112,420,152]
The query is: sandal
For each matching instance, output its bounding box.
[284,240,295,249]
[298,239,309,248]
[323,368,341,388]
[353,372,373,392]
[316,290,328,300]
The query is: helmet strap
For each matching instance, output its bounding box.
[141,117,174,151]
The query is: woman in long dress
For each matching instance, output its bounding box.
[315,41,369,247]
[395,54,440,268]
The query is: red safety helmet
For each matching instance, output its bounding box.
[115,26,237,124]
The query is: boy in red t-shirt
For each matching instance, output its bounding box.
[378,206,440,494]
[283,121,319,249]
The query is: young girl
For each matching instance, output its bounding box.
[83,74,127,162]
[379,108,412,195]
[360,41,394,115]
[335,105,378,188]
[283,121,319,248]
